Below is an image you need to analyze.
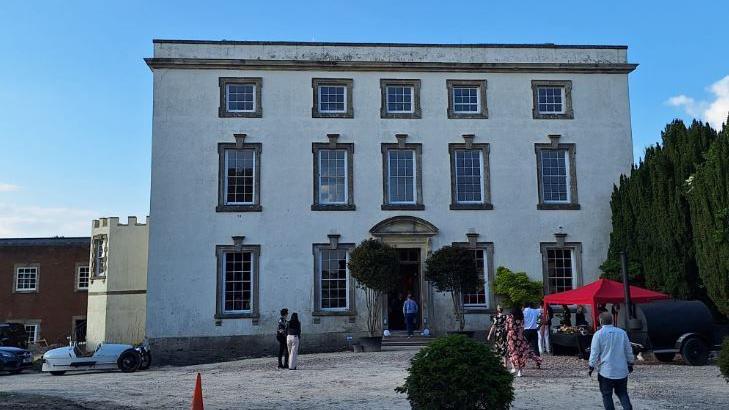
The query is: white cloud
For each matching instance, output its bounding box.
[0,203,97,237]
[0,183,20,192]
[667,75,729,130]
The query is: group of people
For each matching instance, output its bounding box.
[487,303,544,377]
[276,308,302,370]
[488,302,635,409]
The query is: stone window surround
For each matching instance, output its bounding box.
[13,263,40,293]
[216,141,263,212]
[531,80,574,119]
[540,241,583,295]
[448,139,493,210]
[74,262,89,292]
[452,241,495,313]
[380,140,424,211]
[312,241,357,320]
[311,78,354,118]
[215,243,261,320]
[534,141,579,210]
[446,79,488,119]
[90,235,107,279]
[19,319,41,344]
[218,77,263,118]
[311,136,355,211]
[380,79,422,119]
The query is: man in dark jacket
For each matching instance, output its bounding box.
[277,308,289,368]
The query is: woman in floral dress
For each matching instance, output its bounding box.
[506,306,543,377]
[487,305,508,367]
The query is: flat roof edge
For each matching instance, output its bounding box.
[0,237,90,247]
[152,39,628,50]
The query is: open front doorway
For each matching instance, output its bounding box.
[387,248,421,331]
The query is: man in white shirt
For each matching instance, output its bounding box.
[522,302,541,356]
[589,312,635,410]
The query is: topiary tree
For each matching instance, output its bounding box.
[425,246,480,331]
[493,266,543,308]
[719,337,729,383]
[396,334,514,409]
[348,239,401,336]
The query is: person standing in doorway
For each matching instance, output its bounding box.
[276,308,289,369]
[286,313,301,370]
[522,302,541,356]
[403,293,418,337]
[589,312,635,410]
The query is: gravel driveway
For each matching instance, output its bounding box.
[1,349,726,409]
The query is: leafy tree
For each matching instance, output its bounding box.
[425,246,480,331]
[395,335,514,409]
[493,266,543,308]
[687,117,729,316]
[348,239,401,336]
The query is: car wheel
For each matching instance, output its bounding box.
[50,371,66,376]
[139,351,152,370]
[681,337,709,366]
[654,352,676,363]
[118,350,142,373]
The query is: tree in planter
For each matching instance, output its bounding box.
[348,239,401,336]
[425,246,480,332]
[493,266,543,308]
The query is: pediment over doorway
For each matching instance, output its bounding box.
[369,216,439,237]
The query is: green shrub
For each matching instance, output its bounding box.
[395,335,514,409]
[493,266,543,307]
[719,337,729,383]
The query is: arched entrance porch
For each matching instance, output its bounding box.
[369,216,438,332]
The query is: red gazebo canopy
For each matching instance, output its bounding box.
[543,278,670,329]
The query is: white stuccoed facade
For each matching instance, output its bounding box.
[145,40,635,364]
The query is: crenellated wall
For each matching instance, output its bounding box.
[85,216,149,349]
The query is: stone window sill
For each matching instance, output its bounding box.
[381,204,425,211]
[537,203,581,210]
[450,203,494,210]
[311,204,356,211]
[216,205,263,212]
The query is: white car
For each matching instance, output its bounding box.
[42,342,151,375]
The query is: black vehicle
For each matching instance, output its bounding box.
[623,300,729,366]
[0,346,34,374]
[0,323,28,349]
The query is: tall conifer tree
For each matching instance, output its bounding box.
[602,120,717,305]
[687,116,729,316]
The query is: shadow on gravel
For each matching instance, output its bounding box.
[0,392,133,410]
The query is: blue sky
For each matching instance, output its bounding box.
[1,1,727,237]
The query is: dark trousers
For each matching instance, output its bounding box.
[598,374,632,410]
[405,313,416,336]
[277,338,288,367]
[524,329,540,356]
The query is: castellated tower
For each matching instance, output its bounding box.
[85,216,149,349]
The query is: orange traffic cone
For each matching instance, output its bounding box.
[191,372,204,410]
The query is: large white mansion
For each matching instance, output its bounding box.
[145,40,636,363]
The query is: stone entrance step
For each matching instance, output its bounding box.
[382,331,433,348]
